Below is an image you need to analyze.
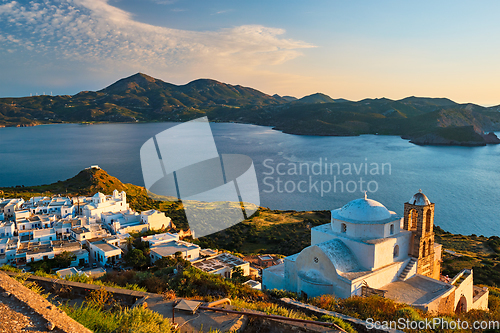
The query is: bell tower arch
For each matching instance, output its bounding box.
[403,190,439,279]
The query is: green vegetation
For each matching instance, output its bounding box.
[434,226,500,287]
[231,298,307,319]
[60,289,174,333]
[0,266,147,292]
[101,266,262,300]
[433,126,485,142]
[308,293,500,333]
[61,302,174,333]
[10,271,49,299]
[194,209,330,255]
[28,251,76,273]
[125,248,149,269]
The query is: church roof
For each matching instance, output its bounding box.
[93,192,106,198]
[332,195,396,223]
[317,239,360,273]
[409,190,431,206]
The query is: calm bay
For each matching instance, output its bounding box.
[1,122,499,236]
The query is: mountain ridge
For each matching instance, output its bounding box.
[1,73,500,145]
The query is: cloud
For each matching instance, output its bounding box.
[150,0,177,4]
[213,9,233,15]
[0,0,313,74]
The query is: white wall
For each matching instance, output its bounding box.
[90,245,121,265]
[262,263,285,291]
[26,251,55,263]
[141,210,172,231]
[70,251,89,267]
[32,228,56,243]
[452,270,474,312]
[0,223,14,238]
[372,232,411,269]
[284,254,298,292]
[351,259,408,295]
[311,223,412,271]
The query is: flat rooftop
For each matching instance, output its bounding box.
[193,253,247,273]
[17,243,53,255]
[151,242,199,257]
[91,240,120,253]
[383,275,453,305]
[51,240,81,250]
[71,227,88,234]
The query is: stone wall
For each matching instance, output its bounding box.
[3,271,156,306]
[0,271,92,332]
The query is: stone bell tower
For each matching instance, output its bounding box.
[403,190,440,279]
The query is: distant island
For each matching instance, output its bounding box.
[1,73,500,146]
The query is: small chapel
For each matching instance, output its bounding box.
[263,190,489,313]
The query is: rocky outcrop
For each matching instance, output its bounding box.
[407,126,500,146]
[408,133,487,146]
[481,132,500,144]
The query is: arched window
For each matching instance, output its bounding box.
[390,224,394,235]
[426,209,432,233]
[393,245,399,258]
[341,223,347,233]
[422,241,427,257]
[409,210,418,229]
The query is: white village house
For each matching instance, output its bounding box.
[193,253,250,279]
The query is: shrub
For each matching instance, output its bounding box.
[232,299,310,320]
[0,265,21,273]
[395,307,423,321]
[161,289,176,301]
[267,288,300,300]
[86,288,111,309]
[61,302,175,333]
[309,294,338,311]
[318,315,356,333]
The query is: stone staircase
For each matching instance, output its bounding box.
[399,257,417,281]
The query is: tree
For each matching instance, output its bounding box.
[126,237,133,252]
[155,256,176,268]
[231,266,245,282]
[54,251,76,268]
[125,249,147,269]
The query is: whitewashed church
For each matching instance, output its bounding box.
[263,191,489,313]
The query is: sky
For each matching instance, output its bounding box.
[1,0,500,105]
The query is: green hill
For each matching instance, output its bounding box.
[2,73,500,145]
[295,93,336,104]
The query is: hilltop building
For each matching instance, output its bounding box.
[81,190,129,221]
[101,209,173,235]
[263,191,488,314]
